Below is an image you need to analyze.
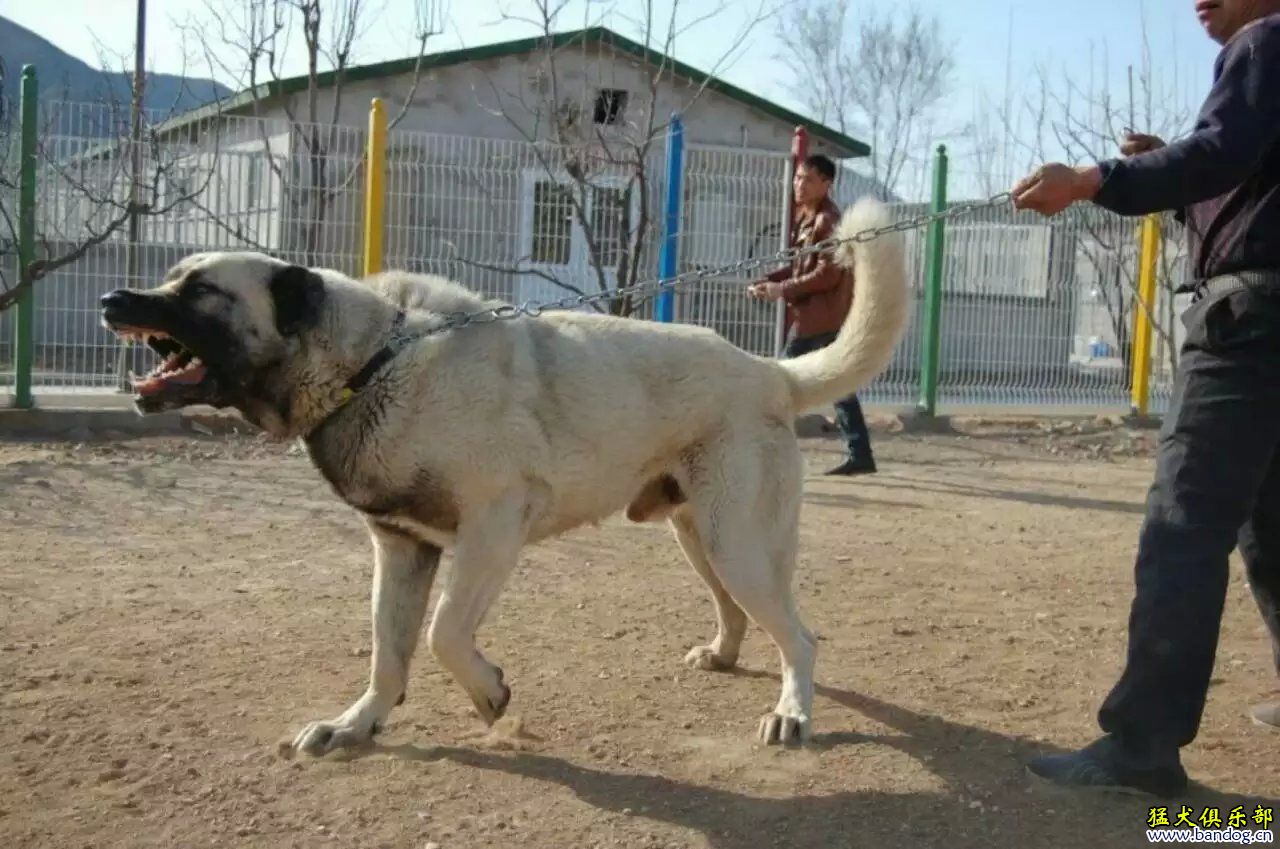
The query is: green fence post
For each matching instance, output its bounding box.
[918,144,948,417]
[14,65,37,410]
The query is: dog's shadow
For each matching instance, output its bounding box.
[356,671,1278,849]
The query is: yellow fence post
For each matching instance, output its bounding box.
[362,98,387,277]
[1130,213,1161,417]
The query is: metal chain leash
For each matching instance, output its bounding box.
[402,191,1014,342]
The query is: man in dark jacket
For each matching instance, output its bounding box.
[749,153,876,476]
[1011,0,1280,797]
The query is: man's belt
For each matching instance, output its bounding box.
[1177,270,1280,302]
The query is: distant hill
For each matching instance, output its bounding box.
[0,15,231,134]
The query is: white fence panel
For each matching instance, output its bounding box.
[382,130,665,316]
[3,99,1186,414]
[11,100,365,391]
[673,145,788,357]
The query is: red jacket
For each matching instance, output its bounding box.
[767,196,853,338]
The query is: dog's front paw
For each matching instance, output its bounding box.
[757,710,810,746]
[284,716,379,758]
[471,666,511,726]
[683,644,737,671]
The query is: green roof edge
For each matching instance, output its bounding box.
[161,26,871,158]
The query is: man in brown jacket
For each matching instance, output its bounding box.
[748,153,875,475]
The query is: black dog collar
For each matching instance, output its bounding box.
[335,309,408,406]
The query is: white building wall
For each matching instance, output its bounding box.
[256,45,855,159]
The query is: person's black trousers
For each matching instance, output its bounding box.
[784,331,875,464]
[1098,284,1280,753]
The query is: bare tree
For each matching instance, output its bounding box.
[977,12,1196,382]
[186,0,446,264]
[0,91,221,315]
[452,0,773,317]
[773,0,955,200]
[1,0,448,313]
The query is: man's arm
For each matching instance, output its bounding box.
[777,211,844,298]
[1093,22,1280,215]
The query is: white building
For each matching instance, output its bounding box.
[129,26,874,317]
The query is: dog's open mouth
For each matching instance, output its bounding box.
[116,328,207,396]
[107,325,216,412]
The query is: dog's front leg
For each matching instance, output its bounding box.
[289,524,440,757]
[427,491,528,725]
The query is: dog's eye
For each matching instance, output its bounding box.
[183,279,228,301]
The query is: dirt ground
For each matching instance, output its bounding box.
[2,418,1278,849]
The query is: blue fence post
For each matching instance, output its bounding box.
[656,113,684,323]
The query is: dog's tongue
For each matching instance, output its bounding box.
[132,361,207,397]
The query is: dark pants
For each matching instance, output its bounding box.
[1098,285,1280,752]
[785,331,874,463]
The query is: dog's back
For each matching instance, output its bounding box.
[361,270,495,316]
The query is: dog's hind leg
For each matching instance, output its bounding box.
[427,489,529,725]
[671,511,747,671]
[686,436,816,745]
[290,524,439,757]
[706,522,815,745]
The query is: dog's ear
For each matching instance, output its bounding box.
[268,265,325,336]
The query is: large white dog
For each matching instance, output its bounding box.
[98,197,908,753]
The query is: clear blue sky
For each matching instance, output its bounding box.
[3,0,1223,197]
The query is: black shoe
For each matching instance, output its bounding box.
[825,458,877,476]
[1026,735,1187,797]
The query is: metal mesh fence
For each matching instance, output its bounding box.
[834,176,1184,411]
[2,99,1184,414]
[673,144,789,357]
[382,129,665,317]
[2,100,365,391]
[930,203,1134,409]
[1,92,15,391]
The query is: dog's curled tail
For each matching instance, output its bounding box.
[779,197,909,413]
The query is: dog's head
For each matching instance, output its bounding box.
[99,251,329,429]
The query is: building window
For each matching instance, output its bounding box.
[593,89,628,126]
[531,180,572,265]
[589,185,627,267]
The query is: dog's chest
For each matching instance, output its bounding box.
[303,435,459,538]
